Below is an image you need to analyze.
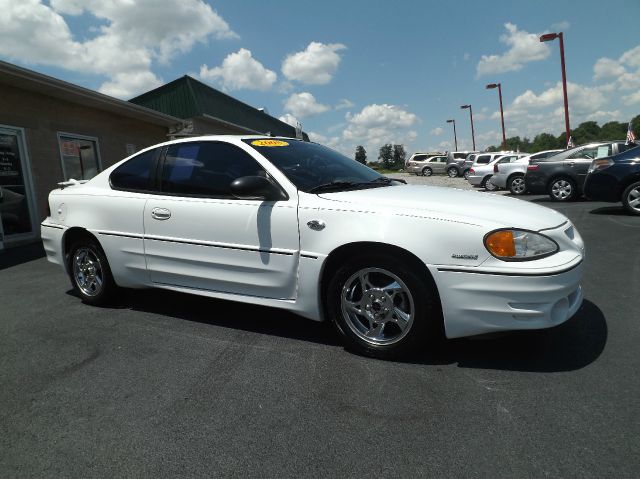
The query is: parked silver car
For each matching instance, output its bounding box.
[489,150,563,194]
[406,154,448,176]
[445,151,478,178]
[467,153,528,190]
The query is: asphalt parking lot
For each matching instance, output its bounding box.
[1,185,639,478]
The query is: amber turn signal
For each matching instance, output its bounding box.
[485,230,516,257]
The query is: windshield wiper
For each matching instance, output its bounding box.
[371,176,407,184]
[308,181,359,193]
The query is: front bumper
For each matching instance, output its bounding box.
[433,261,584,338]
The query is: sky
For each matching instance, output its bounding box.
[1,0,639,157]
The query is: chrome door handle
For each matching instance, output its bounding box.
[151,207,171,220]
[568,162,575,167]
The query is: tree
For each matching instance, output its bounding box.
[531,133,562,152]
[600,121,626,140]
[354,145,367,164]
[378,144,393,169]
[392,144,407,168]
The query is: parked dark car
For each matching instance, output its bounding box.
[584,144,640,215]
[525,141,634,201]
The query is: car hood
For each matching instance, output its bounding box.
[316,185,567,230]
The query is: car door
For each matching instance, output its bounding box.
[565,144,611,186]
[143,140,300,300]
[434,156,447,173]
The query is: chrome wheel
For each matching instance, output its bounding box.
[340,267,415,346]
[422,167,432,177]
[510,176,526,195]
[447,168,458,178]
[627,185,640,213]
[73,247,104,297]
[464,170,470,180]
[551,179,573,200]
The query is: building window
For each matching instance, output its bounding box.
[58,133,101,181]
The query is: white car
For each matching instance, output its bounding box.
[490,150,563,195]
[466,153,528,190]
[41,136,585,359]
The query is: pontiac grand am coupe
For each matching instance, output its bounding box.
[41,136,585,358]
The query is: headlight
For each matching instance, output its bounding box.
[587,158,614,174]
[484,229,559,261]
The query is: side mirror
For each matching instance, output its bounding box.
[230,176,287,201]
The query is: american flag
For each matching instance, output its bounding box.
[566,136,574,149]
[626,121,636,145]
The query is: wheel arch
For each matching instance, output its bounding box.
[319,241,442,320]
[62,227,103,274]
[619,174,640,200]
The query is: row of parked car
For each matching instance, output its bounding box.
[405,141,640,215]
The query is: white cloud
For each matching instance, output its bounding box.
[463,52,470,61]
[593,58,627,80]
[278,113,299,127]
[282,42,346,84]
[335,98,355,110]
[510,81,607,113]
[200,49,277,91]
[593,45,640,92]
[476,23,550,77]
[551,21,570,31]
[341,103,420,154]
[430,127,444,136]
[623,91,640,105]
[283,92,329,118]
[0,0,237,98]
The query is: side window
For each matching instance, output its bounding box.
[413,155,426,162]
[110,148,158,191]
[161,142,267,197]
[568,147,598,160]
[476,155,491,164]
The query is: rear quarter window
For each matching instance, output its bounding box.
[110,148,158,191]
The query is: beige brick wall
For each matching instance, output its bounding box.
[0,83,169,223]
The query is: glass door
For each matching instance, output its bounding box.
[0,126,37,249]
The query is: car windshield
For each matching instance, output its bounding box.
[244,139,384,192]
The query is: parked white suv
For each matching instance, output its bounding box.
[490,149,563,195]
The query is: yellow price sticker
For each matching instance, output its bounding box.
[251,139,289,147]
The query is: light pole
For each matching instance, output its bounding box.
[446,119,458,151]
[540,31,570,145]
[460,104,475,151]
[486,83,506,150]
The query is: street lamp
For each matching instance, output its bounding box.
[486,83,506,150]
[460,105,475,151]
[540,31,571,145]
[446,119,458,151]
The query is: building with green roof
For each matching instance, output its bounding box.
[129,75,308,140]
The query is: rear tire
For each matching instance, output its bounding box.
[68,239,117,306]
[447,167,458,178]
[508,175,526,195]
[326,255,441,359]
[422,167,433,177]
[481,175,496,190]
[548,177,576,202]
[622,181,640,216]
[463,169,471,180]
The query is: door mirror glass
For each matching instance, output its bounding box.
[230,176,287,201]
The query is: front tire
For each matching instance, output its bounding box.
[548,177,576,202]
[463,169,471,180]
[422,167,433,177]
[326,255,440,359]
[508,175,526,195]
[69,239,117,306]
[622,181,640,216]
[447,167,458,178]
